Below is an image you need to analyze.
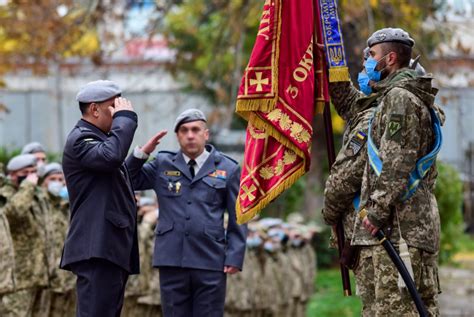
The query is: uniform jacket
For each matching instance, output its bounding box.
[1,181,51,290]
[0,181,16,294]
[323,81,376,238]
[357,69,441,253]
[60,111,140,274]
[126,144,248,272]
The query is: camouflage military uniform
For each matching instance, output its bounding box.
[323,80,377,239]
[355,69,441,316]
[41,193,75,317]
[123,217,156,317]
[0,180,53,317]
[0,178,16,312]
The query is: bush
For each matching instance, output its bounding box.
[435,161,464,264]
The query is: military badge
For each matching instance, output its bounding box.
[165,170,181,176]
[387,114,403,141]
[209,170,227,180]
[344,131,366,156]
[175,181,181,193]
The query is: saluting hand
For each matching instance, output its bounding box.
[110,97,134,116]
[141,130,168,155]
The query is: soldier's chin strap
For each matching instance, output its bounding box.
[358,209,428,317]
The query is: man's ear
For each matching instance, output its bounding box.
[387,51,398,67]
[89,103,99,117]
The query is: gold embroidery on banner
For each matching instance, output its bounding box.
[250,72,270,92]
[279,113,292,130]
[241,184,257,201]
[259,166,275,180]
[267,109,282,121]
[274,160,284,176]
[248,125,267,140]
[283,150,297,165]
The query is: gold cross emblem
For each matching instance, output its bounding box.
[250,72,269,92]
[241,184,257,201]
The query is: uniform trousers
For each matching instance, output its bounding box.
[159,266,226,317]
[70,258,129,317]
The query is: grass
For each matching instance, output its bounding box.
[306,268,361,317]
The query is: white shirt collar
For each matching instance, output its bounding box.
[182,148,210,172]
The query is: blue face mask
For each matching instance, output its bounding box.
[358,72,372,95]
[365,54,389,82]
[246,236,262,248]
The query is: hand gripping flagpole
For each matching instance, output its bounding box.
[314,0,352,296]
[358,209,428,316]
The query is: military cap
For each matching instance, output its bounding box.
[38,162,63,178]
[367,27,415,48]
[7,154,37,172]
[21,141,45,154]
[174,108,207,132]
[76,80,122,103]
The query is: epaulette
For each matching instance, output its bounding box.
[78,126,92,132]
[219,152,238,165]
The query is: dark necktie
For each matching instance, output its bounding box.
[188,159,196,178]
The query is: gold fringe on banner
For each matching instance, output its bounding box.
[328,67,350,83]
[236,164,306,224]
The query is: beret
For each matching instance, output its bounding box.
[367,27,415,48]
[38,162,63,178]
[174,109,207,132]
[7,154,37,172]
[21,142,45,154]
[76,80,122,103]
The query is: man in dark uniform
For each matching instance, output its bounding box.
[127,109,248,317]
[60,80,140,317]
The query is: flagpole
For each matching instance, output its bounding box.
[313,0,352,296]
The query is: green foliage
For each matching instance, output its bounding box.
[435,161,464,264]
[0,147,20,172]
[307,269,361,317]
[162,0,264,106]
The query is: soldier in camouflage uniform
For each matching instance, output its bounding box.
[0,154,53,317]
[350,28,441,316]
[322,48,373,245]
[35,163,76,317]
[0,163,16,311]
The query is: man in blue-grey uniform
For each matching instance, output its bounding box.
[127,109,248,317]
[60,80,140,317]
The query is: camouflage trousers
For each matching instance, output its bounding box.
[354,245,441,317]
[0,288,37,317]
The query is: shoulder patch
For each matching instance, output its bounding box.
[387,114,403,141]
[344,131,367,156]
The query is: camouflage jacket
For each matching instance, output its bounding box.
[1,181,53,289]
[355,68,441,253]
[47,193,75,293]
[323,80,378,238]
[0,181,16,294]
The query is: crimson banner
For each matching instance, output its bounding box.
[235,0,318,224]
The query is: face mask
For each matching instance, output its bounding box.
[291,238,304,248]
[246,236,262,248]
[365,54,389,82]
[59,186,69,200]
[358,72,372,95]
[48,181,63,197]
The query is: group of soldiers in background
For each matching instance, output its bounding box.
[0,141,317,317]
